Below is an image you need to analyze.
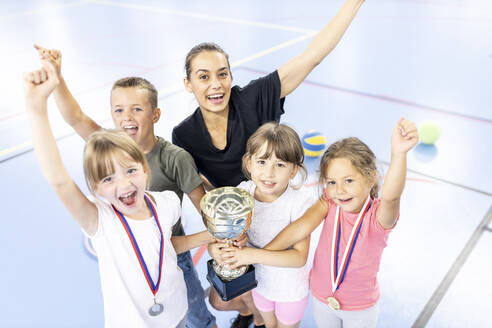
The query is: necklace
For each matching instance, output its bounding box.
[327,196,371,311]
[112,194,165,316]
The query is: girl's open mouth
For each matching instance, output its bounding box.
[119,191,137,207]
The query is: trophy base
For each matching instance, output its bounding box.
[206,259,257,301]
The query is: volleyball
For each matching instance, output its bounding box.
[302,130,326,157]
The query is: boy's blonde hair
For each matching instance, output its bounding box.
[83,129,150,192]
[319,137,380,198]
[242,122,307,185]
[111,77,158,109]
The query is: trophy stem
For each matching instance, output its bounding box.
[212,259,248,281]
[200,187,257,301]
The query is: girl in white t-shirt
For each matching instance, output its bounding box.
[24,61,214,328]
[210,122,315,328]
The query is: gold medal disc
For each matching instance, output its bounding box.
[326,296,340,311]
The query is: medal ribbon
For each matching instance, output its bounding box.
[112,194,164,296]
[330,196,371,295]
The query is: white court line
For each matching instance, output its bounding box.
[89,0,317,34]
[0,32,315,159]
[1,1,318,159]
[230,32,316,67]
[158,32,316,96]
[0,0,90,20]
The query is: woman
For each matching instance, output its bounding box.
[172,1,367,327]
[173,0,367,190]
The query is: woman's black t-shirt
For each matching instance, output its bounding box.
[172,70,285,187]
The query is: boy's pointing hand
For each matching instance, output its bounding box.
[34,44,62,77]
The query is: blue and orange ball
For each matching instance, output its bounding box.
[302,131,327,157]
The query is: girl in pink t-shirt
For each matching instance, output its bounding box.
[264,118,418,327]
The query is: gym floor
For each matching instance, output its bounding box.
[1,0,491,327]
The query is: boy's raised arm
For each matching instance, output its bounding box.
[35,45,101,141]
[24,61,98,235]
[277,0,365,98]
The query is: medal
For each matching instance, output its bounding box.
[113,194,165,316]
[326,296,340,311]
[327,196,371,310]
[149,300,164,316]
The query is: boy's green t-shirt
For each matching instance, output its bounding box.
[145,137,203,236]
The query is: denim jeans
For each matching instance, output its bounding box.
[176,315,187,328]
[177,251,216,328]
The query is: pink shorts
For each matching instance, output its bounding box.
[251,290,309,325]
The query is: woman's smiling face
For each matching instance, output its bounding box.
[184,51,233,115]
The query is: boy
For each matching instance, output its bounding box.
[35,45,217,328]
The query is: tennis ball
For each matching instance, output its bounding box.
[302,130,326,157]
[418,121,441,145]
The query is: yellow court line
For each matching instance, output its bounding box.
[0,116,111,159]
[0,1,90,20]
[89,0,317,34]
[0,141,32,158]
[90,0,318,97]
[1,2,318,159]
[0,32,316,159]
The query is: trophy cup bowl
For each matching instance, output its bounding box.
[200,186,258,301]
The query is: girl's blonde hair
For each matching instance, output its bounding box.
[319,137,380,198]
[83,129,150,193]
[242,122,307,186]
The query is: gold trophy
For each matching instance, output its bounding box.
[200,187,257,301]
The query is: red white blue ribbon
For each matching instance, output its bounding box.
[112,194,164,296]
[330,196,371,295]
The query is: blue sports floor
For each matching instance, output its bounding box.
[1,0,491,327]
